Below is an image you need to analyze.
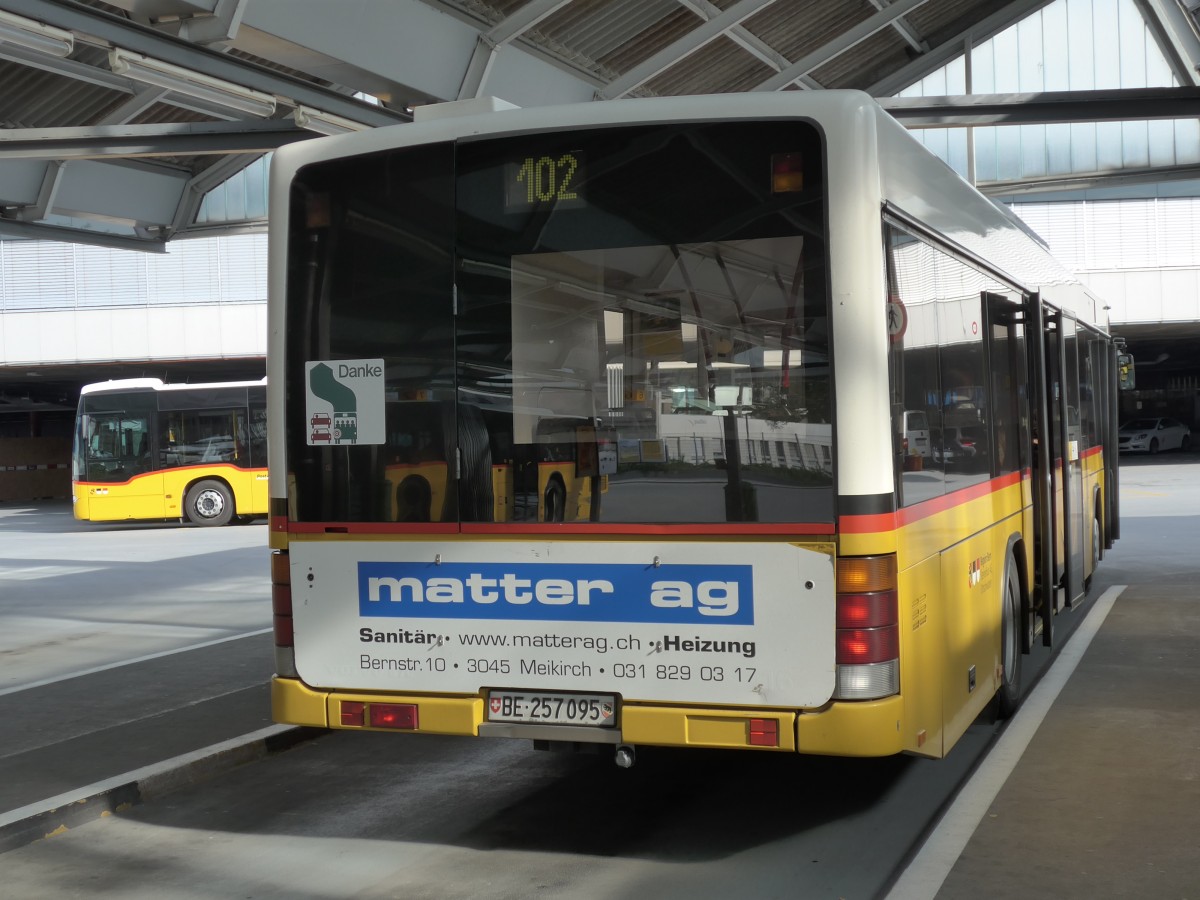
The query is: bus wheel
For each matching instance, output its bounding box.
[1085,510,1101,594]
[996,555,1023,719]
[543,478,566,522]
[186,479,234,526]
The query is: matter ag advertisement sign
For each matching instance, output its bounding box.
[290,539,837,708]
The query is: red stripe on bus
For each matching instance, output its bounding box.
[460,522,833,536]
[287,522,460,535]
[837,512,898,534]
[839,469,1030,535]
[284,521,832,536]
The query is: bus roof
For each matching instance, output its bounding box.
[80,377,267,396]
[270,90,1105,328]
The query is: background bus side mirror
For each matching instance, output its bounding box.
[1117,354,1135,391]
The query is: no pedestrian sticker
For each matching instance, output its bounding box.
[305,359,385,446]
[886,298,907,343]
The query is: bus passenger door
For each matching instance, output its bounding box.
[1033,301,1086,643]
[1058,316,1086,607]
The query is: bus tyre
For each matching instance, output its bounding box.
[1086,510,1101,594]
[186,479,234,527]
[996,555,1023,719]
[543,478,566,523]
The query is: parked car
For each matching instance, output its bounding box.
[1118,417,1191,454]
[931,425,979,464]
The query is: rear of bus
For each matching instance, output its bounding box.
[268,94,909,760]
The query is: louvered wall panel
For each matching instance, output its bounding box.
[73,245,149,307]
[217,234,268,303]
[1,243,75,311]
[1,235,268,312]
[1157,198,1200,268]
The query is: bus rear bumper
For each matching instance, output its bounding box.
[273,678,910,756]
[795,695,907,757]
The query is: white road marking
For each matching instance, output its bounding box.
[885,585,1125,900]
[0,628,273,697]
[0,564,106,580]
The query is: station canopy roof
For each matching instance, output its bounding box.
[0,0,1199,252]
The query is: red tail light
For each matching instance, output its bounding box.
[836,624,899,664]
[271,550,293,648]
[835,591,896,629]
[369,704,419,730]
[834,555,900,700]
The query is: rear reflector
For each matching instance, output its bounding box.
[749,718,779,747]
[340,701,365,727]
[369,704,419,730]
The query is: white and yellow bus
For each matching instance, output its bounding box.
[267,91,1120,763]
[73,377,268,526]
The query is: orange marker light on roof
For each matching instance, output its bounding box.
[771,153,804,193]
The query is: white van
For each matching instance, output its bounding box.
[901,410,931,459]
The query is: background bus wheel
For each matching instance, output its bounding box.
[543,478,566,522]
[996,555,1023,719]
[186,479,234,526]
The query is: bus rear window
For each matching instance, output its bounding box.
[286,121,832,525]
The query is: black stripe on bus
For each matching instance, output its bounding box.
[837,493,894,518]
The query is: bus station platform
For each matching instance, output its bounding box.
[897,577,1200,899]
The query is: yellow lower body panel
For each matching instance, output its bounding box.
[621,705,796,751]
[795,695,907,757]
[332,693,483,736]
[276,678,914,757]
[274,678,801,752]
[272,677,329,727]
[273,677,481,735]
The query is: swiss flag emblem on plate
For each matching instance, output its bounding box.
[490,697,502,714]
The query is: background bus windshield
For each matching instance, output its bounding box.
[287,120,831,525]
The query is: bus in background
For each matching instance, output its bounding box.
[267,91,1121,765]
[73,377,268,526]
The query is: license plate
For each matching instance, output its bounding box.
[487,690,617,727]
